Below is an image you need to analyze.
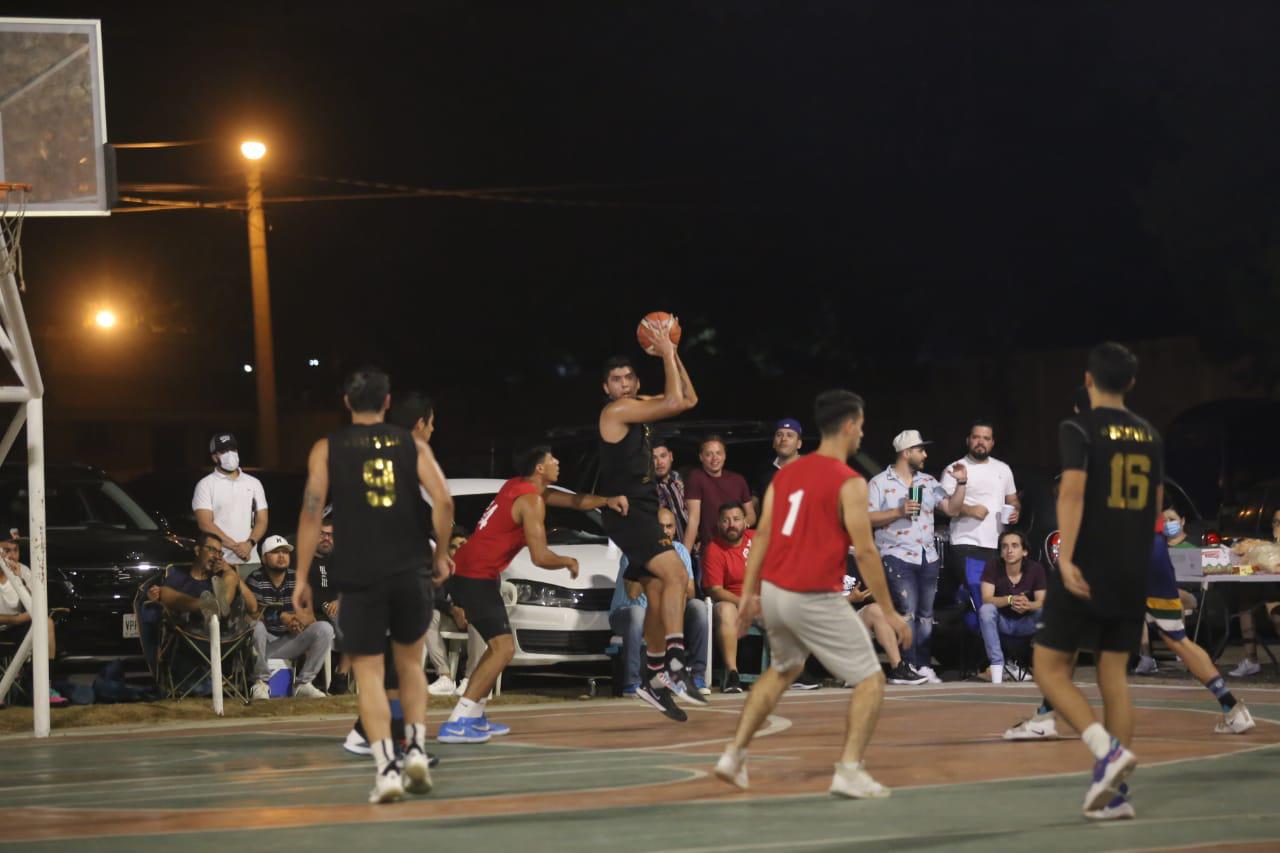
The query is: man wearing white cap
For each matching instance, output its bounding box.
[246,535,334,699]
[867,430,971,682]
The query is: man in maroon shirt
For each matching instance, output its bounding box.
[683,436,756,554]
[702,504,755,692]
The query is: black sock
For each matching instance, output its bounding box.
[646,653,666,688]
[664,635,686,676]
[1037,697,1054,715]
[353,716,366,738]
[391,716,406,746]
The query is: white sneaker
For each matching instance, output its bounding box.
[1215,703,1256,734]
[914,665,942,684]
[1085,793,1136,821]
[454,677,469,697]
[714,747,749,790]
[1003,711,1058,740]
[250,680,271,701]
[1133,655,1159,675]
[293,681,327,699]
[428,676,457,697]
[401,748,433,795]
[1229,658,1261,678]
[369,769,405,804]
[1005,663,1031,682]
[342,728,371,756]
[829,762,890,799]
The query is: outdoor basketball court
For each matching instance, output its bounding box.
[4,682,1278,851]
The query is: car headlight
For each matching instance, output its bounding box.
[512,580,588,608]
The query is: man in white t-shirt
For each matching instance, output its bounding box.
[939,420,1020,601]
[192,432,269,578]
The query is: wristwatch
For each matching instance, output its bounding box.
[1006,594,1013,606]
[247,537,257,548]
[955,480,968,486]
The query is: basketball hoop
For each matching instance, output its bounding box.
[0,182,31,292]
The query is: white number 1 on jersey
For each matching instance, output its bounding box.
[781,489,805,536]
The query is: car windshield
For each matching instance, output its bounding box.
[452,493,608,546]
[0,478,159,531]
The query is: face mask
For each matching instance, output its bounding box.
[1164,520,1182,538]
[218,451,240,472]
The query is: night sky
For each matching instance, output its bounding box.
[10,2,1280,462]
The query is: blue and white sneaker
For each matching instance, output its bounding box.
[621,684,639,696]
[472,715,510,737]
[1085,783,1135,821]
[1084,739,1137,812]
[693,676,711,697]
[437,718,492,744]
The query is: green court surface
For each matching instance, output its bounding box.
[3,683,1277,852]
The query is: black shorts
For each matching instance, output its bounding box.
[1035,576,1143,655]
[602,497,675,581]
[449,575,512,642]
[337,570,432,656]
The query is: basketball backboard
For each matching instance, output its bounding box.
[0,18,109,216]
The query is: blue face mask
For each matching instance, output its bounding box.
[1164,519,1183,539]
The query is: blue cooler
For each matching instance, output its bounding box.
[267,659,293,698]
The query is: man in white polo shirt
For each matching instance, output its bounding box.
[940,420,1020,602]
[193,432,269,579]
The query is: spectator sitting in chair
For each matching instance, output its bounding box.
[843,561,927,686]
[703,503,756,693]
[149,531,255,628]
[426,528,476,697]
[246,535,334,700]
[0,526,68,707]
[978,530,1046,683]
[1228,507,1280,678]
[609,508,709,697]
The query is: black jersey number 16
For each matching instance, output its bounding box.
[1106,453,1150,511]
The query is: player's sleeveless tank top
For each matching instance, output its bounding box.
[599,418,656,500]
[453,477,541,580]
[762,453,861,593]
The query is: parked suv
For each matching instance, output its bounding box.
[0,464,193,661]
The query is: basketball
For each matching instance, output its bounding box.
[636,311,682,355]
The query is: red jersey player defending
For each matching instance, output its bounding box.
[438,445,627,743]
[714,390,911,799]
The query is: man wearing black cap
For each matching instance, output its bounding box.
[192,432,269,579]
[753,418,804,517]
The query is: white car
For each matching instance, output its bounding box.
[438,479,623,667]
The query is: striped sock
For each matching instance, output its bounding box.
[646,653,666,688]
[665,635,686,674]
[1205,675,1237,711]
[373,738,397,775]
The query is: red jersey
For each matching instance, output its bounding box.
[702,529,755,597]
[453,478,540,580]
[762,453,861,593]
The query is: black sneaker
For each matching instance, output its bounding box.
[887,662,929,685]
[789,673,822,691]
[671,668,710,705]
[635,680,688,722]
[723,670,744,694]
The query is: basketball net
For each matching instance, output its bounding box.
[0,183,30,292]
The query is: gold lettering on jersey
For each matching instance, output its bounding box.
[345,433,402,450]
[363,458,397,508]
[1101,424,1155,443]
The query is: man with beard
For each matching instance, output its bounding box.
[702,504,755,693]
[867,430,970,683]
[652,441,689,545]
[940,421,1020,603]
[598,318,704,721]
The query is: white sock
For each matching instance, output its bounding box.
[723,745,746,762]
[1081,723,1113,760]
[373,738,397,775]
[473,697,488,719]
[406,722,426,753]
[835,760,863,773]
[449,697,479,723]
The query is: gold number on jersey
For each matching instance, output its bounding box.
[363,458,397,508]
[1106,453,1150,510]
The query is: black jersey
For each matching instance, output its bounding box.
[327,422,431,590]
[1058,406,1164,618]
[599,417,656,501]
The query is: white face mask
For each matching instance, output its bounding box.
[217,451,240,472]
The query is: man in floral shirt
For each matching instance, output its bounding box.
[867,430,970,682]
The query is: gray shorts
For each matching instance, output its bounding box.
[761,580,882,686]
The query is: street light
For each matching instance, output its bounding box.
[93,309,116,329]
[240,139,279,466]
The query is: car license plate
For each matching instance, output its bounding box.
[122,612,139,639]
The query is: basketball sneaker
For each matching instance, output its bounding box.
[1132,656,1159,675]
[714,747,749,790]
[401,747,433,796]
[671,668,709,705]
[887,662,928,685]
[437,719,492,744]
[635,678,687,722]
[369,767,405,804]
[913,665,943,684]
[343,728,372,756]
[1003,711,1057,740]
[1228,658,1261,678]
[1214,703,1256,734]
[472,715,510,736]
[723,670,744,694]
[829,762,890,799]
[1085,783,1135,821]
[1084,740,1137,813]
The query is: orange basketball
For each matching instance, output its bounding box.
[636,311,682,355]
